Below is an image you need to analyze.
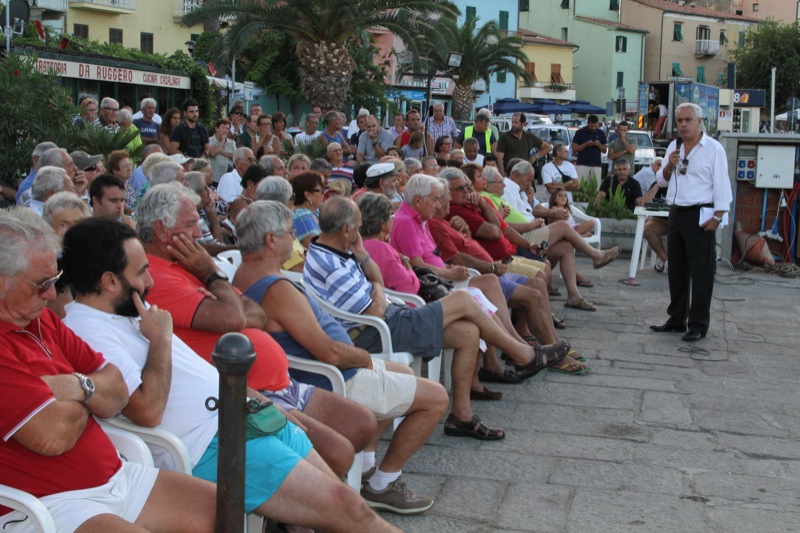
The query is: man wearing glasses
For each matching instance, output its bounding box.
[651,102,732,342]
[98,97,121,133]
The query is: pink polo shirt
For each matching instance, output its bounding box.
[390,202,446,268]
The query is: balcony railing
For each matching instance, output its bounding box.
[69,0,136,13]
[175,0,202,17]
[694,39,719,56]
[28,0,68,11]
[520,81,576,90]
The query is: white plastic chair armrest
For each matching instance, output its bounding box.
[217,249,242,269]
[99,418,191,474]
[0,484,57,533]
[100,424,154,468]
[286,355,347,397]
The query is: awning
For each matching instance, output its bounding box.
[206,76,243,91]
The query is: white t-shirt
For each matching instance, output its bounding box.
[541,160,578,204]
[216,168,244,203]
[464,154,484,166]
[63,302,219,469]
[502,178,534,221]
[132,110,162,125]
[295,131,322,144]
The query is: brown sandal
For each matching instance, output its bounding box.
[515,339,570,377]
[444,414,505,440]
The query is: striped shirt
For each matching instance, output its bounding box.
[304,240,372,330]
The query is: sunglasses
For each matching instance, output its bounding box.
[678,158,689,175]
[22,270,63,294]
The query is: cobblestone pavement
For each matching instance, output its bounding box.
[382,255,800,533]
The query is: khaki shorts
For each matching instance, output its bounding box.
[504,256,547,279]
[644,216,668,237]
[345,358,417,421]
[521,225,550,245]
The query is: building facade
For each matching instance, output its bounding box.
[515,30,578,103]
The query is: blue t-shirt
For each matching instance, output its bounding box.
[243,275,358,390]
[133,118,159,139]
[572,126,607,167]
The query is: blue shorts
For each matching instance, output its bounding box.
[499,273,527,300]
[192,422,312,513]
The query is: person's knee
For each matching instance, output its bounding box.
[414,378,448,415]
[445,320,479,348]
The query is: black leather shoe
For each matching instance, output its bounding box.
[682,330,706,342]
[650,321,687,333]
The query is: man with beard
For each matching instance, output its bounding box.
[168,98,210,158]
[351,162,401,202]
[61,218,401,533]
[495,112,551,176]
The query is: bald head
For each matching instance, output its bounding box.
[319,196,357,234]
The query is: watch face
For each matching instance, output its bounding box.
[85,376,95,392]
[216,269,229,280]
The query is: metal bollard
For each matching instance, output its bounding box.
[211,332,255,533]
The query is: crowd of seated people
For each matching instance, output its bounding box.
[2,100,628,529]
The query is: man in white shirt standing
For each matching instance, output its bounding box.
[651,102,732,342]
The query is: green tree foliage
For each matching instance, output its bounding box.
[347,41,391,115]
[182,0,459,112]
[731,20,800,114]
[0,53,78,185]
[403,16,530,121]
[238,30,304,116]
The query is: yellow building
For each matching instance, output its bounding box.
[515,29,579,103]
[29,0,205,56]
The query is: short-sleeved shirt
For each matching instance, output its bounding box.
[599,176,643,211]
[133,118,159,140]
[170,122,210,158]
[496,131,544,170]
[447,200,516,261]
[427,216,494,263]
[63,302,219,468]
[572,126,607,167]
[145,254,290,392]
[364,238,420,295]
[357,130,395,164]
[0,310,120,503]
[608,137,637,170]
[390,203,445,268]
[541,160,579,204]
[426,116,459,143]
[292,208,320,243]
[209,136,236,182]
[633,165,657,193]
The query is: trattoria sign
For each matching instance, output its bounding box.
[34,57,191,89]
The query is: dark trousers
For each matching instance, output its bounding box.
[666,206,717,334]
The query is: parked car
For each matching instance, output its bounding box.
[527,124,572,162]
[555,118,587,128]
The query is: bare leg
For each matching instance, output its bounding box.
[547,241,584,305]
[645,228,668,263]
[441,319,480,421]
[548,220,615,265]
[76,470,217,533]
[379,377,448,472]
[255,458,402,533]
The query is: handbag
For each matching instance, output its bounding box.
[412,266,454,303]
[245,398,287,439]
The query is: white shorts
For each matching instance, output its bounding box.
[345,358,417,421]
[0,461,158,533]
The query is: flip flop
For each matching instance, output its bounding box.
[593,246,620,269]
[619,278,641,287]
[548,359,590,374]
[564,298,596,311]
[576,278,594,288]
[654,259,666,273]
[568,349,586,362]
[549,287,562,296]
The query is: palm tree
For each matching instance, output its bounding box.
[419,17,530,121]
[183,0,460,112]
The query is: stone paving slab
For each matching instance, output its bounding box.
[384,258,800,532]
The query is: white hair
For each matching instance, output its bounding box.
[42,191,90,226]
[403,174,444,206]
[256,176,293,204]
[236,200,292,254]
[149,161,183,186]
[137,183,200,243]
[0,207,60,282]
[140,97,157,110]
[31,167,69,201]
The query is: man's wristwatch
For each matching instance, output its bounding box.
[205,269,230,286]
[73,372,95,404]
[713,215,723,223]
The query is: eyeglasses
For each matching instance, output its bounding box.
[450,185,468,192]
[103,107,119,112]
[678,158,689,175]
[21,270,62,294]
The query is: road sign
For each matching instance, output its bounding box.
[244,80,254,101]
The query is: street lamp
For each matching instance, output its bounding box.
[397,50,463,119]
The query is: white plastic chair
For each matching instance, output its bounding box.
[213,258,238,279]
[540,202,602,249]
[0,426,153,533]
[217,250,243,270]
[98,418,265,533]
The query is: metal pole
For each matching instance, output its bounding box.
[770,67,776,134]
[5,1,11,54]
[211,332,255,533]
[424,70,433,157]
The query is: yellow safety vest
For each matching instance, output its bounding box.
[464,126,493,153]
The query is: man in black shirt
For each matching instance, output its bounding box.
[595,159,643,212]
[168,98,209,158]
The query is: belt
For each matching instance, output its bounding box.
[347,324,368,341]
[671,203,713,212]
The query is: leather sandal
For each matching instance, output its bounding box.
[470,386,503,401]
[515,339,570,378]
[478,367,521,384]
[443,413,505,440]
[593,246,620,269]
